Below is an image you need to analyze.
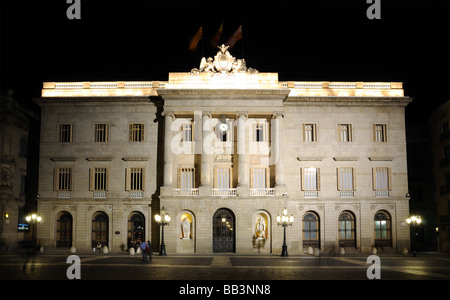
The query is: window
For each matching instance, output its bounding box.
[373,124,387,142]
[250,168,267,189]
[337,167,355,191]
[338,211,356,248]
[303,211,320,248]
[182,124,193,142]
[90,168,108,191]
[303,124,317,142]
[129,123,145,142]
[177,168,196,189]
[60,124,73,143]
[54,168,72,191]
[339,124,352,142]
[374,210,392,247]
[255,124,264,142]
[301,167,320,191]
[373,167,391,190]
[126,168,144,191]
[215,168,232,189]
[95,124,108,142]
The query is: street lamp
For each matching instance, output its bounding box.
[277,207,294,257]
[155,206,171,256]
[25,213,43,252]
[406,215,422,257]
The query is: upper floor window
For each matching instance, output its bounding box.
[129,123,145,142]
[90,167,108,191]
[126,167,144,191]
[54,167,72,191]
[182,124,193,142]
[339,124,352,142]
[95,124,109,142]
[301,167,320,191]
[373,124,387,142]
[303,124,317,142]
[60,124,73,143]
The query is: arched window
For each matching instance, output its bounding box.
[92,211,108,248]
[302,211,320,248]
[374,210,392,247]
[56,211,72,248]
[338,210,356,248]
[128,211,145,242]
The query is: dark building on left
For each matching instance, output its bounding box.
[0,90,40,252]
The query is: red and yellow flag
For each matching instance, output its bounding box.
[189,26,203,51]
[226,25,242,49]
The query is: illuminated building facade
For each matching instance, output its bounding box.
[36,47,411,254]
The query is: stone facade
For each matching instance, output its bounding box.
[37,48,411,254]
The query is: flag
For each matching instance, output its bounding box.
[189,26,203,51]
[210,22,223,48]
[226,25,243,49]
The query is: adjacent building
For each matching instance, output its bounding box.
[36,46,412,254]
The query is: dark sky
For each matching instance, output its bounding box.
[1,0,449,123]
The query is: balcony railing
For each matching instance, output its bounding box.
[212,188,237,196]
[173,188,199,196]
[304,191,318,198]
[57,191,72,199]
[339,191,354,198]
[129,191,144,199]
[249,188,274,196]
[93,191,107,199]
[375,190,390,198]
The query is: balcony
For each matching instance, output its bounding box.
[212,188,237,197]
[173,188,199,196]
[375,190,390,198]
[129,191,144,199]
[303,191,318,198]
[339,190,354,198]
[57,191,72,199]
[93,191,107,199]
[249,188,274,196]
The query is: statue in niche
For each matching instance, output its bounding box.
[254,217,266,239]
[181,217,191,239]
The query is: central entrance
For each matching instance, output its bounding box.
[213,208,235,253]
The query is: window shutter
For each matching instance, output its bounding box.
[129,124,133,142]
[352,168,356,191]
[69,168,73,191]
[372,168,376,190]
[105,167,109,191]
[141,168,145,191]
[337,168,341,191]
[140,124,145,142]
[388,167,392,190]
[125,168,131,191]
[89,168,94,191]
[301,168,305,191]
[316,168,320,191]
[54,168,58,191]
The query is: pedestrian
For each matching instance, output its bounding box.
[140,240,148,262]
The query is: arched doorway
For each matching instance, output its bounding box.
[92,211,108,249]
[213,208,235,253]
[128,211,145,243]
[374,210,392,248]
[56,211,72,248]
[338,210,356,248]
[302,211,320,249]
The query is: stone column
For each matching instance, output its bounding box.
[236,112,249,196]
[161,110,174,196]
[199,111,213,196]
[272,112,287,196]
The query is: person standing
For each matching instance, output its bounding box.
[140,240,148,262]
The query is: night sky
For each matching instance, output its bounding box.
[1,0,449,123]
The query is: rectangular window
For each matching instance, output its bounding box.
[59,124,73,143]
[90,168,108,191]
[182,124,193,142]
[250,168,267,189]
[373,167,391,190]
[339,124,352,142]
[54,168,72,191]
[95,124,109,142]
[215,168,231,189]
[301,167,320,191]
[338,167,355,191]
[177,168,196,189]
[255,124,265,142]
[126,168,144,191]
[373,124,387,142]
[303,124,317,142]
[129,123,145,142]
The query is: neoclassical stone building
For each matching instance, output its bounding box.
[37,46,411,254]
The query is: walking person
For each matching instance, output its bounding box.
[140,240,148,262]
[147,240,152,262]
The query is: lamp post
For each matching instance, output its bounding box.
[25,213,43,252]
[277,207,294,257]
[406,215,422,257]
[155,206,171,256]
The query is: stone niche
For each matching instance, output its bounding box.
[177,211,195,253]
[252,210,271,253]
